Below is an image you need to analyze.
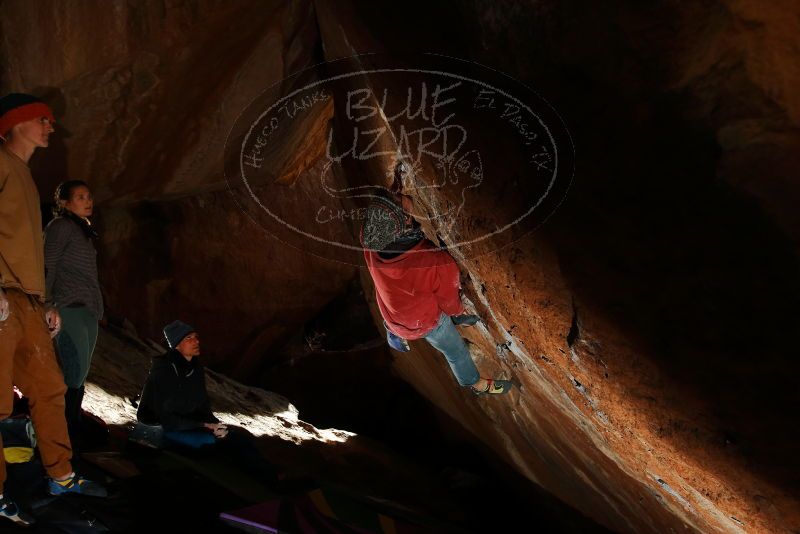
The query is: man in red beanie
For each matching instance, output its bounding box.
[0,93,106,527]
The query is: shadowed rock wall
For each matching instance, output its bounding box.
[1,0,357,373]
[316,1,800,532]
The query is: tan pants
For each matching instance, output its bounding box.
[0,288,72,489]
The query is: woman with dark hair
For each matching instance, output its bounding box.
[44,180,103,440]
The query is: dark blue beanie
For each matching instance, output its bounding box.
[163,320,195,349]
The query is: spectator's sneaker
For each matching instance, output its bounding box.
[48,474,108,497]
[0,496,35,526]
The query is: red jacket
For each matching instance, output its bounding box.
[364,240,464,339]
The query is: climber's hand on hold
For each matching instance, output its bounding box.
[45,306,61,337]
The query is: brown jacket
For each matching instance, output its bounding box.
[0,146,45,299]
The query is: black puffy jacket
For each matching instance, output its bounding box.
[136,350,218,431]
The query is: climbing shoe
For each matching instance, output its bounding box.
[48,474,108,497]
[0,496,35,526]
[471,378,513,396]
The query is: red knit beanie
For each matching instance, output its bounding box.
[0,93,55,137]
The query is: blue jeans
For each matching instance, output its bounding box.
[423,313,480,387]
[164,429,217,448]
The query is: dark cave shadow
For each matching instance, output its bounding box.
[545,76,800,497]
[279,398,612,534]
[28,86,71,203]
[256,326,609,533]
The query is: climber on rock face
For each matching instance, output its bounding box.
[361,163,513,397]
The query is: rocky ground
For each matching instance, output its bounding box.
[0,322,606,533]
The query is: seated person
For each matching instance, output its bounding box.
[136,320,282,485]
[137,320,226,447]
